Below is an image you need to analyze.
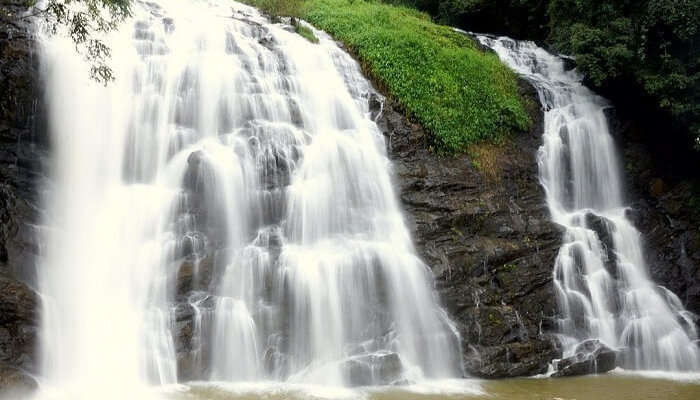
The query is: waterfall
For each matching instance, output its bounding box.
[36,0,461,395]
[477,35,700,372]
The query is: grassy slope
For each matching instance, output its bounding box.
[246,0,531,153]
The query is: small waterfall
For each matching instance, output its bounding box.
[477,35,700,371]
[36,0,460,395]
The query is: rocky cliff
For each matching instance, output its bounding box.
[620,120,700,325]
[379,76,700,378]
[377,81,563,377]
[0,0,46,394]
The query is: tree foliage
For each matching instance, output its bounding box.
[3,0,132,82]
[549,0,700,149]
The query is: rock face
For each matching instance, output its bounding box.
[0,276,38,370]
[379,70,700,378]
[551,339,617,377]
[0,276,38,396]
[1,2,46,283]
[622,133,700,327]
[0,362,38,397]
[378,81,563,378]
[0,2,45,391]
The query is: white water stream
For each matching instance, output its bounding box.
[477,35,700,372]
[35,1,461,397]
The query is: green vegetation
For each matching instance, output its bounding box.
[237,0,317,42]
[385,0,700,151]
[244,0,530,153]
[295,23,319,43]
[303,0,530,153]
[548,0,700,150]
[245,0,303,18]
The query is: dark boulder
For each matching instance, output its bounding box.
[340,351,403,386]
[552,339,617,377]
[467,339,559,378]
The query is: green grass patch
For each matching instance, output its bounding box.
[242,0,531,153]
[242,0,303,17]
[295,23,319,43]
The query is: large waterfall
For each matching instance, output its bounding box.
[36,0,461,396]
[477,35,700,372]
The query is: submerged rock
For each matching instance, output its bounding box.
[340,351,403,386]
[552,339,617,377]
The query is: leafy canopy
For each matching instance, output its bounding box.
[7,0,132,83]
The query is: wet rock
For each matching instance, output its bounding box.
[172,297,205,381]
[162,17,175,33]
[368,93,384,120]
[342,357,372,386]
[617,117,700,328]
[583,213,618,276]
[0,2,47,284]
[381,78,562,378]
[467,339,559,378]
[0,3,45,378]
[263,346,289,379]
[552,339,617,377]
[176,255,214,300]
[0,275,38,371]
[340,352,403,386]
[0,362,37,397]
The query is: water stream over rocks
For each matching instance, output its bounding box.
[35,1,461,397]
[477,34,700,373]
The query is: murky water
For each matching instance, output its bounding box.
[156,374,700,400]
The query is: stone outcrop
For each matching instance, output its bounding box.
[379,67,700,378]
[378,80,563,378]
[340,352,404,386]
[0,1,46,391]
[622,131,700,326]
[551,339,617,377]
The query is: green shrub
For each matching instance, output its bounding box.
[300,0,530,153]
[240,0,530,153]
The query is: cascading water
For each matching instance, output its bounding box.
[477,35,700,372]
[36,0,461,396]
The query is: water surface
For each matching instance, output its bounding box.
[161,374,700,400]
